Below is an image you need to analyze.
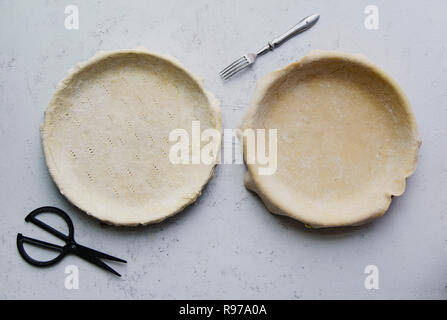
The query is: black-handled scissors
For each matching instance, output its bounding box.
[17,206,126,277]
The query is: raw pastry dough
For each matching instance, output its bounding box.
[42,49,221,226]
[241,50,420,228]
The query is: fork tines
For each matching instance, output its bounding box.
[220,56,250,80]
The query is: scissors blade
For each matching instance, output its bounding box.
[75,246,122,277]
[76,244,127,263]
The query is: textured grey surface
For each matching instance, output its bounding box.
[1,0,447,299]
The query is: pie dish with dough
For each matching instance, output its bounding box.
[42,49,221,226]
[240,50,421,228]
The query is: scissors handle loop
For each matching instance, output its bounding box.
[16,233,66,266]
[25,206,75,242]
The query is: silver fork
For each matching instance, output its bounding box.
[219,14,320,80]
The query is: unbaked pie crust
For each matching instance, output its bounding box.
[41,49,221,226]
[240,50,421,228]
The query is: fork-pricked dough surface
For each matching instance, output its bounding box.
[42,49,221,226]
[241,51,420,228]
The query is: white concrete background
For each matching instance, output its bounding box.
[1,0,446,299]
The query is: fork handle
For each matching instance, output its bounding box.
[268,14,319,49]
